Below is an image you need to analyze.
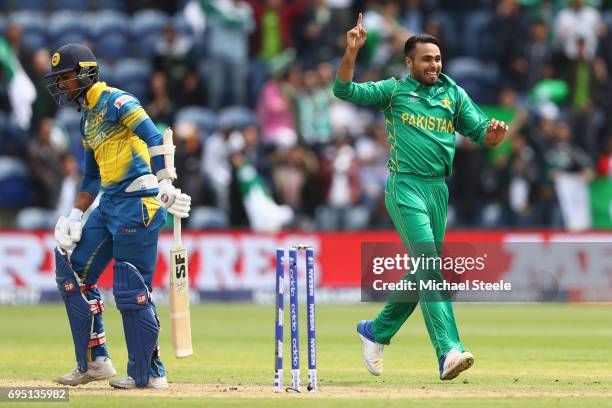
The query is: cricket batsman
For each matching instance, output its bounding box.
[46,44,191,389]
[333,15,507,380]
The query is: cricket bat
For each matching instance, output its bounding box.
[169,214,193,358]
[164,126,193,358]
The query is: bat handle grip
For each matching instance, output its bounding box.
[173,214,182,247]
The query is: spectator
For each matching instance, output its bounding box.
[296,69,332,146]
[30,49,58,130]
[271,144,321,222]
[317,134,367,230]
[326,0,352,30]
[175,70,208,108]
[2,0,612,232]
[449,137,485,227]
[16,151,78,230]
[355,121,388,210]
[241,125,272,183]
[486,0,529,85]
[509,16,554,92]
[559,37,608,159]
[152,23,198,103]
[256,57,298,147]
[402,0,428,34]
[544,121,594,181]
[174,123,216,206]
[204,121,245,210]
[4,23,32,75]
[553,0,604,61]
[361,1,411,69]
[145,72,175,127]
[27,118,63,208]
[246,0,308,61]
[294,0,342,65]
[316,61,335,98]
[542,121,594,229]
[502,135,540,226]
[525,102,559,162]
[422,17,451,61]
[201,0,255,109]
[432,0,494,57]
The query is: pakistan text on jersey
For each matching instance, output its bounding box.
[401,113,455,134]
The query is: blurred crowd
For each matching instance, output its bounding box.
[0,0,611,231]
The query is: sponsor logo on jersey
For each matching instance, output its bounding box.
[114,95,135,109]
[88,131,110,149]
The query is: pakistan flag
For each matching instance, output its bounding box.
[591,178,612,229]
[0,38,36,130]
[235,161,293,232]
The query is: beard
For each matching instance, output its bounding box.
[414,69,440,86]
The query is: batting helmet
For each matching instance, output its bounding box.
[45,43,99,107]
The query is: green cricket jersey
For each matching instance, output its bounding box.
[333,74,490,177]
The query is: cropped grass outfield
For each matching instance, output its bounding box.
[0,304,610,407]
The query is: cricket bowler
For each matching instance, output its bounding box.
[46,43,191,389]
[333,15,507,380]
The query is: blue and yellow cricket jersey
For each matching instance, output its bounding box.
[79,82,165,197]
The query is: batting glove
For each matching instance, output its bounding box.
[156,179,191,218]
[54,208,83,253]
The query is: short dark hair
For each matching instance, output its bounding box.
[404,34,441,58]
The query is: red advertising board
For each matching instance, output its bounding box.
[0,231,610,302]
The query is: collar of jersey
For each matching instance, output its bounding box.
[83,81,107,110]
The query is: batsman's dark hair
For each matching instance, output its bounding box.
[404,34,441,58]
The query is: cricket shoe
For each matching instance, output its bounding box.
[110,375,169,389]
[439,349,474,380]
[56,356,117,386]
[357,320,384,376]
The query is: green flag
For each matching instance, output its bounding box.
[0,38,36,130]
[236,161,293,232]
[590,178,612,229]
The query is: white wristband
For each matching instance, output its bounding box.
[69,208,84,221]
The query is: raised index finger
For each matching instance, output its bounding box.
[357,12,363,27]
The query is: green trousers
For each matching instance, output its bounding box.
[371,172,464,359]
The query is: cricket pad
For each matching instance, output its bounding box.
[55,248,92,373]
[113,262,159,387]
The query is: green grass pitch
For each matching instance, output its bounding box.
[0,303,610,407]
